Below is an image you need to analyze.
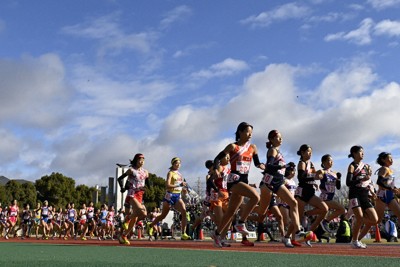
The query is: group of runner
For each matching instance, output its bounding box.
[0,199,123,241]
[1,121,399,250]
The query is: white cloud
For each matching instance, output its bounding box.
[367,0,400,9]
[324,18,374,45]
[191,58,249,79]
[0,130,22,164]
[160,5,192,29]
[374,19,400,36]
[240,2,311,28]
[0,53,70,129]
[62,13,158,56]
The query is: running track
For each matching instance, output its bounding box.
[1,238,399,258]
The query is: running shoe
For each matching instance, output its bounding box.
[81,237,87,241]
[241,239,255,246]
[234,223,250,236]
[291,239,302,247]
[123,220,130,230]
[221,239,231,247]
[5,235,8,240]
[359,241,367,248]
[305,240,312,247]
[351,240,366,249]
[320,219,331,233]
[294,230,306,240]
[282,237,294,248]
[181,233,191,240]
[211,232,222,248]
[118,235,125,244]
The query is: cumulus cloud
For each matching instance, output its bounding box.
[0,53,70,129]
[374,19,400,36]
[191,58,249,79]
[240,2,311,28]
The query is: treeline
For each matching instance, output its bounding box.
[0,172,166,211]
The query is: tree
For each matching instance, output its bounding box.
[73,184,95,207]
[143,173,166,211]
[21,182,37,208]
[35,172,76,208]
[5,180,23,203]
[0,185,7,205]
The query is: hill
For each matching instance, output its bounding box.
[0,175,33,186]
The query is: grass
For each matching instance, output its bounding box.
[1,242,400,267]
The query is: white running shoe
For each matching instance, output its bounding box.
[221,239,231,247]
[234,223,250,236]
[282,237,294,248]
[351,240,367,249]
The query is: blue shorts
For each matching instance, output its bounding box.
[379,190,395,205]
[41,216,48,223]
[163,192,181,206]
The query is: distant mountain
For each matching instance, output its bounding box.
[0,176,33,186]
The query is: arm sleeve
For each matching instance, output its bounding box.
[253,154,261,167]
[266,156,282,172]
[297,169,306,182]
[346,173,354,187]
[206,177,219,192]
[213,151,227,170]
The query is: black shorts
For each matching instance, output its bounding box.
[259,173,285,193]
[349,187,374,210]
[227,173,248,191]
[295,185,315,203]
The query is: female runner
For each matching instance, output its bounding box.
[117,153,150,245]
[258,130,304,247]
[359,152,400,240]
[318,154,345,233]
[346,145,378,249]
[212,122,265,247]
[148,157,191,241]
[295,144,328,235]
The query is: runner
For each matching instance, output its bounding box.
[295,144,328,235]
[20,203,32,239]
[40,200,50,239]
[258,130,305,247]
[148,157,191,241]
[317,154,346,233]
[359,152,400,240]
[4,200,19,239]
[211,122,265,247]
[346,145,378,249]
[117,153,150,245]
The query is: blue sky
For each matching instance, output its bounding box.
[1,0,400,190]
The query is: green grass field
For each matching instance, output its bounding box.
[0,242,399,267]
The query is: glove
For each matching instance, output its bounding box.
[337,172,342,179]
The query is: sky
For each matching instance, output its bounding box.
[1,0,400,192]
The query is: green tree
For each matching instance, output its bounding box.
[35,172,76,207]
[5,180,23,204]
[0,185,7,206]
[21,182,37,208]
[143,173,166,211]
[73,184,95,206]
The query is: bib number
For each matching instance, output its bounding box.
[236,161,250,174]
[295,187,303,197]
[262,173,273,185]
[227,173,240,183]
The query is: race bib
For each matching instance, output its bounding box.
[227,173,240,183]
[236,161,250,174]
[349,198,359,209]
[262,173,274,185]
[295,187,303,197]
[209,191,219,201]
